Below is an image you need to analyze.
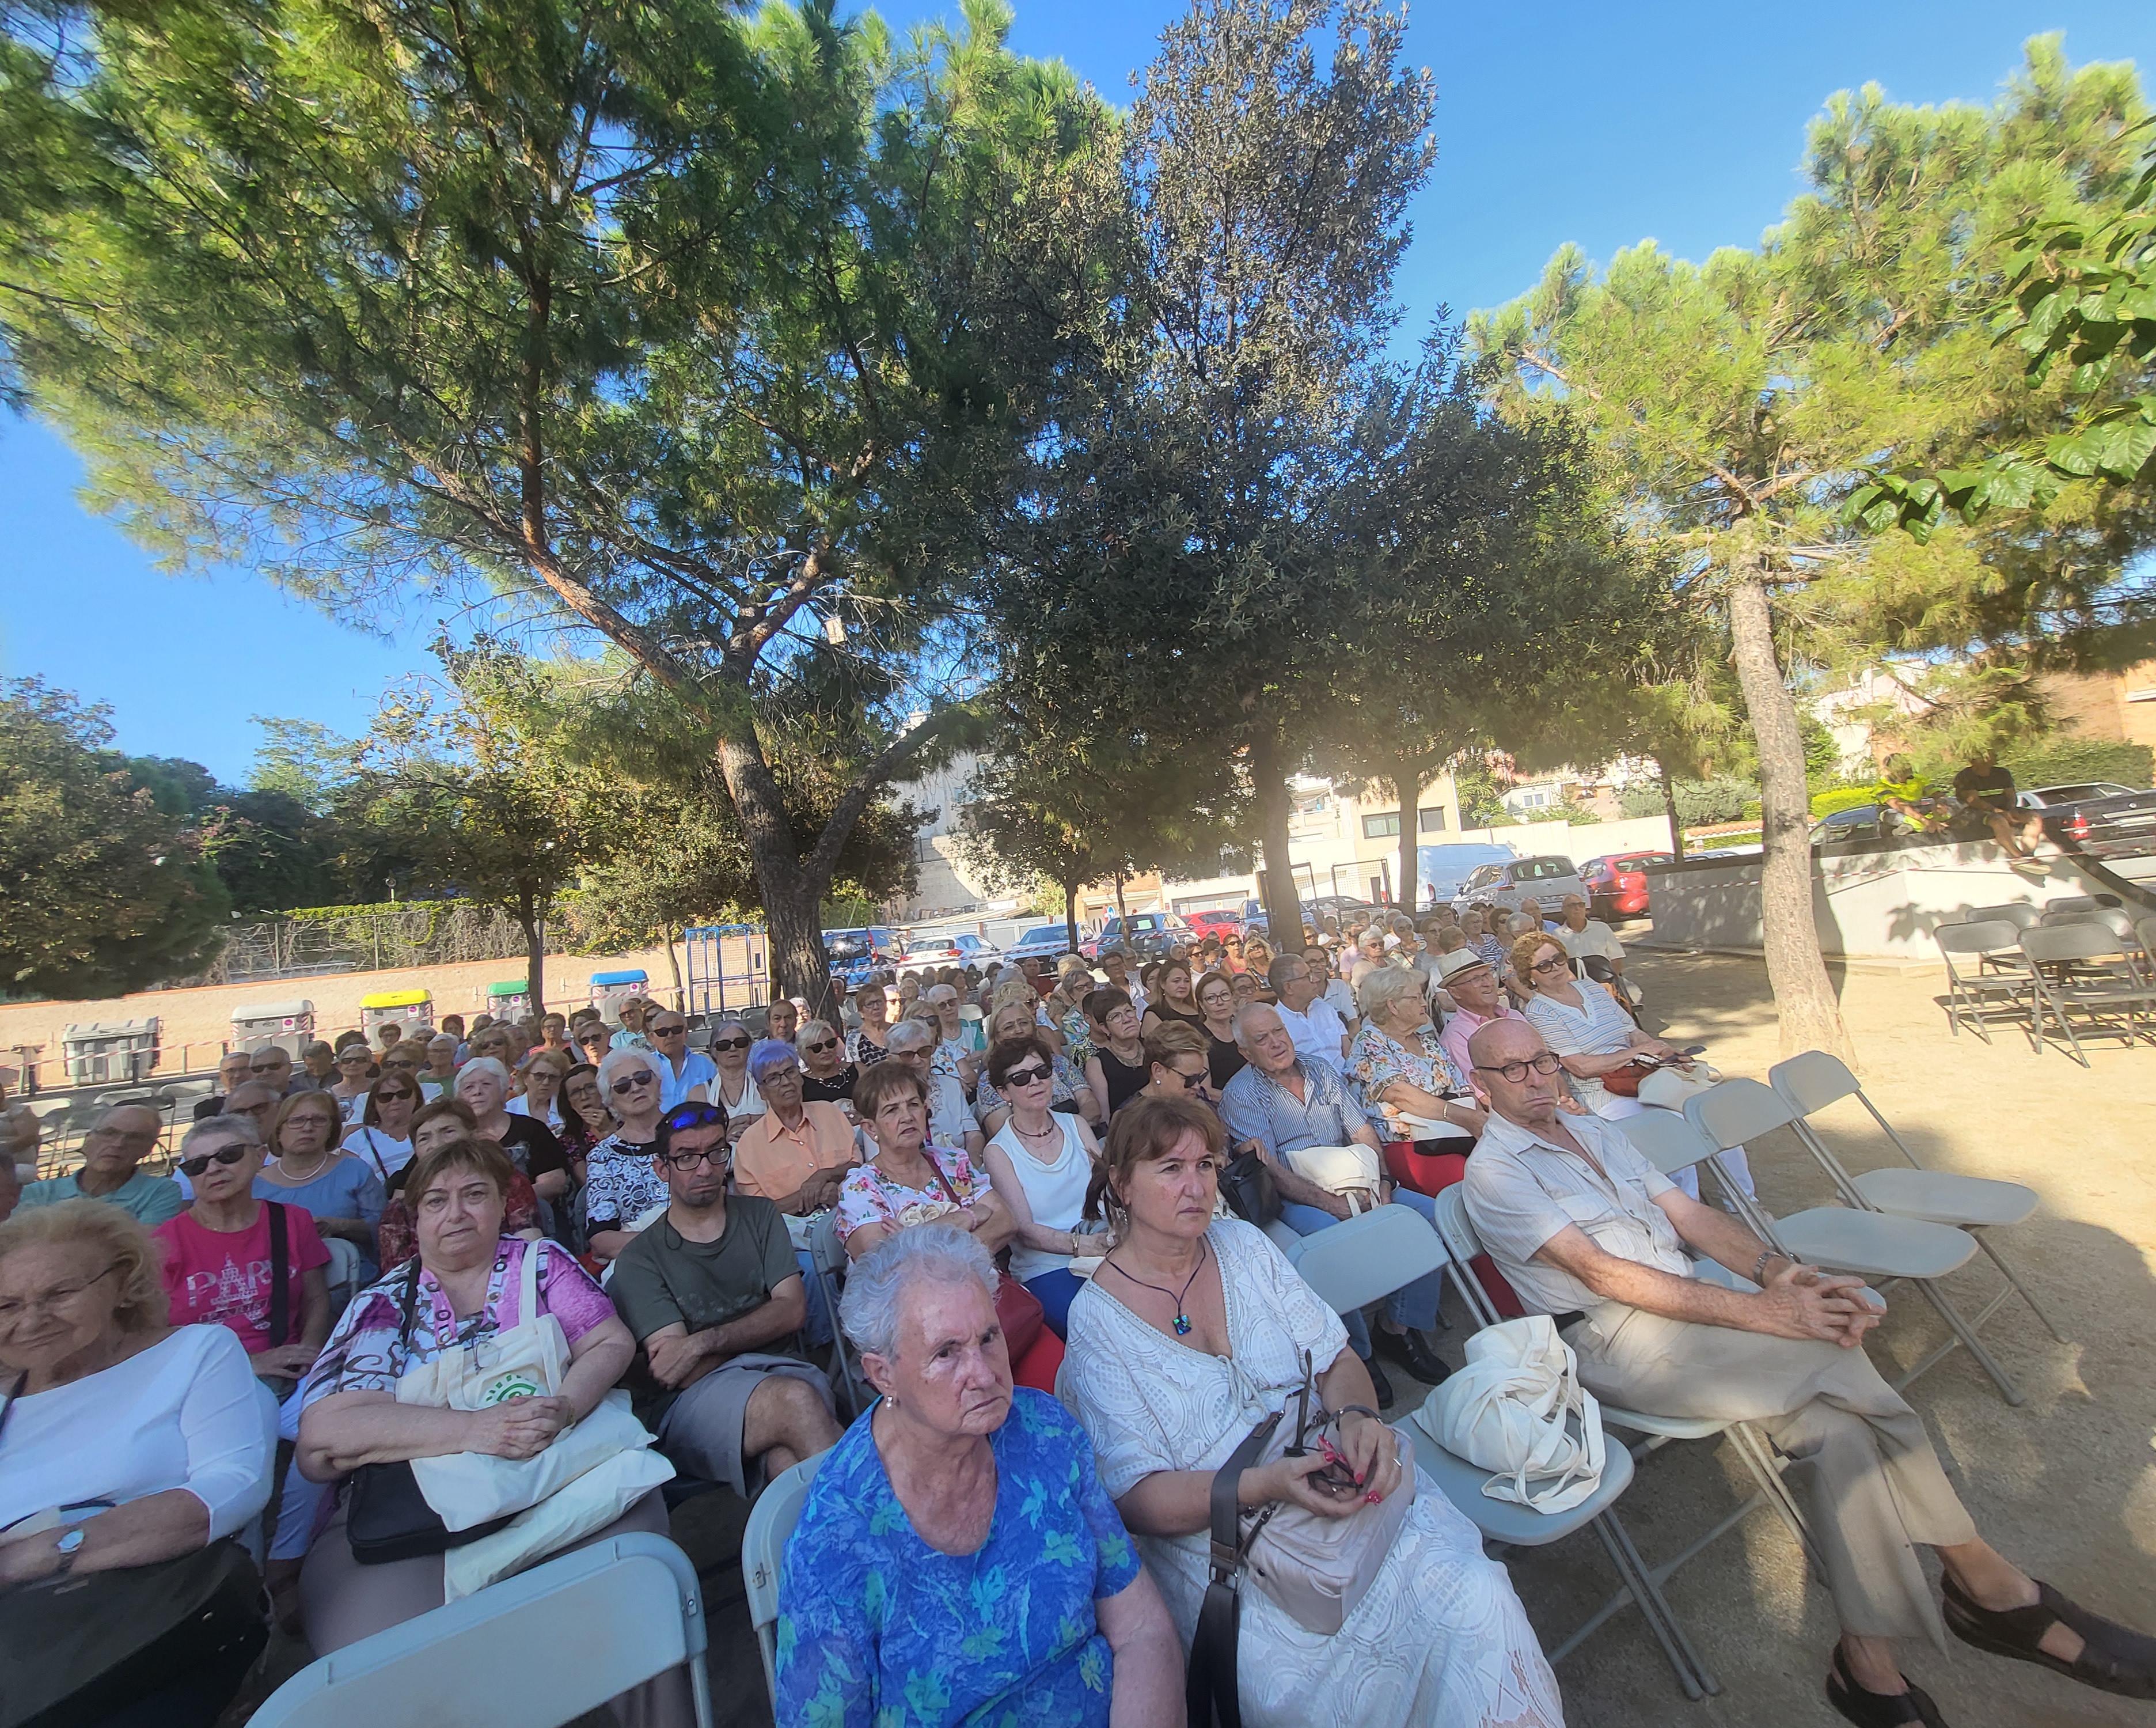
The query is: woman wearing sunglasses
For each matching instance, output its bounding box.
[343,1073,422,1191]
[328,1044,376,1124]
[795,1019,856,1106]
[1134,1021,1217,1108]
[970,998,1096,1137]
[980,1037,1104,1340]
[707,1018,765,1123]
[1510,931,1688,1123]
[579,1049,672,1263]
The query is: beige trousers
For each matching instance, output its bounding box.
[1570,1303,1978,1646]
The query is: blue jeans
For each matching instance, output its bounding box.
[1278,1188,1445,1357]
[1024,1268,1085,1340]
[794,1247,834,1350]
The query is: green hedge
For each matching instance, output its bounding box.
[1999,738,2153,792]
[1810,785,1881,816]
[282,898,474,922]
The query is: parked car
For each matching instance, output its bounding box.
[1450,854,1588,918]
[1179,908,1246,943]
[1415,843,1517,911]
[1580,851,1673,920]
[2021,784,2156,860]
[895,931,1001,979]
[1080,912,1194,961]
[2017,781,2139,809]
[823,926,904,988]
[1004,924,1079,967]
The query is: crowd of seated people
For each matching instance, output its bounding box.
[7,944,2153,1728]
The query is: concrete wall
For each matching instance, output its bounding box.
[1638,838,2144,963]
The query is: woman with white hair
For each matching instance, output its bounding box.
[708,1017,765,1121]
[882,1018,980,1157]
[579,1048,671,1261]
[774,1228,1181,1727]
[1345,965,1487,1195]
[920,982,983,1094]
[452,1056,569,1204]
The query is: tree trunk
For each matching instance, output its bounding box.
[1659,760,1684,857]
[1248,723,1304,952]
[715,733,838,1021]
[1114,868,1128,921]
[1393,755,1441,919]
[663,925,685,1014]
[516,895,545,1021]
[1726,568,1857,1064]
[1062,876,1081,952]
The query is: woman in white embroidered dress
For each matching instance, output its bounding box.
[1059,1095,1564,1728]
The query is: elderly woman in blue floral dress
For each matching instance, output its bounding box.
[775,1229,1181,1726]
[1345,966,1488,1198]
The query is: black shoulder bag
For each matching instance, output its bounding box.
[343,1257,516,1564]
[0,1373,268,1728]
[1185,1411,1282,1728]
[251,1201,298,1401]
[1217,1146,1281,1227]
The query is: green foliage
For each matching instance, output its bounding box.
[1452,762,1512,828]
[0,679,229,996]
[1999,736,2154,790]
[198,789,338,914]
[1618,777,1758,825]
[1810,785,1882,817]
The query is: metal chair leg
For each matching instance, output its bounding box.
[1971,1230,2067,1344]
[1901,1280,2024,1406]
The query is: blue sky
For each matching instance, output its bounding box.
[4,0,2152,781]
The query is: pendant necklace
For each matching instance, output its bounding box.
[1106,1236,1210,1337]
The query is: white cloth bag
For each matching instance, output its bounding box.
[440,1443,674,1602]
[394,1240,571,1413]
[1419,1314,1607,1514]
[1280,1143,1384,1214]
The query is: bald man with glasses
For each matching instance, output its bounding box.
[17,1104,181,1225]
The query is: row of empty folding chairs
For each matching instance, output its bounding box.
[1934,898,2156,1064]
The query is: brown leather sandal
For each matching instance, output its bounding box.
[1942,1574,2156,1700]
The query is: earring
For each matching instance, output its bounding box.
[885,1394,899,1409]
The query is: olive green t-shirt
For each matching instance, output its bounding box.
[605,1196,802,1425]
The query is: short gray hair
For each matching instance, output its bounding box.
[884,1018,935,1055]
[798,1018,835,1045]
[1560,893,1588,910]
[1356,962,1426,1021]
[924,983,958,1006]
[839,1227,999,1361]
[181,1112,261,1155]
[1231,1003,1282,1049]
[455,1056,512,1094]
[597,1047,663,1090]
[747,1039,800,1085]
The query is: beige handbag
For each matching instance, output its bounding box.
[1279,1142,1384,1215]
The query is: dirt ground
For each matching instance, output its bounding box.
[221,946,2155,1727]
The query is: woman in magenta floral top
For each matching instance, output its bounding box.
[293,1135,675,1707]
[838,1061,1016,1263]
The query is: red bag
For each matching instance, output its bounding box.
[995,1274,1046,1364]
[1599,1059,1658,1098]
[1379,1141,1525,1320]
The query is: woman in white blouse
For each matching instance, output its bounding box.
[1058,1097,1563,1728]
[980,1036,1102,1339]
[0,1200,276,1724]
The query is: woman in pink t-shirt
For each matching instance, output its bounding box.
[153,1114,332,1388]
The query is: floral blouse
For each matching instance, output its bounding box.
[1052,999,1097,1073]
[580,1134,667,1234]
[301,1237,613,1409]
[776,1389,1140,1727]
[834,1143,989,1244]
[1346,1022,1470,1140]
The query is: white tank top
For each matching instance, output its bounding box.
[990,1114,1093,1285]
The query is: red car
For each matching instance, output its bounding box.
[1581,851,1672,920]
[1180,908,1245,943]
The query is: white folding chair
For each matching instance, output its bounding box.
[1277,1201,1449,1313]
[2019,923,2156,1064]
[743,1452,826,1711]
[1424,1186,1720,1700]
[1683,1079,2023,1405]
[808,1210,874,1417]
[1768,1051,2063,1350]
[248,1532,713,1728]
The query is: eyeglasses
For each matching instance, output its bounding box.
[712,1036,751,1052]
[661,1146,727,1170]
[1472,1053,1565,1083]
[249,1058,287,1073]
[1170,1068,1206,1090]
[0,1264,120,1325]
[803,1038,839,1055]
[231,1100,278,1117]
[338,1054,372,1066]
[180,1144,250,1177]
[1003,1063,1052,1087]
[651,1024,686,1037]
[1530,956,1570,975]
[374,1088,418,1105]
[610,1073,654,1095]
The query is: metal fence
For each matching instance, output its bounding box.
[204,905,551,985]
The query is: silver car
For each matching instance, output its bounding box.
[1451,854,1589,918]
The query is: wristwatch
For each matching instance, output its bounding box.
[52,1528,85,1575]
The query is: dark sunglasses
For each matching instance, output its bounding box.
[712,1036,751,1052]
[803,1039,839,1055]
[374,1087,419,1104]
[1002,1063,1052,1087]
[180,1144,249,1177]
[651,1024,686,1037]
[1169,1068,1206,1090]
[609,1073,655,1095]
